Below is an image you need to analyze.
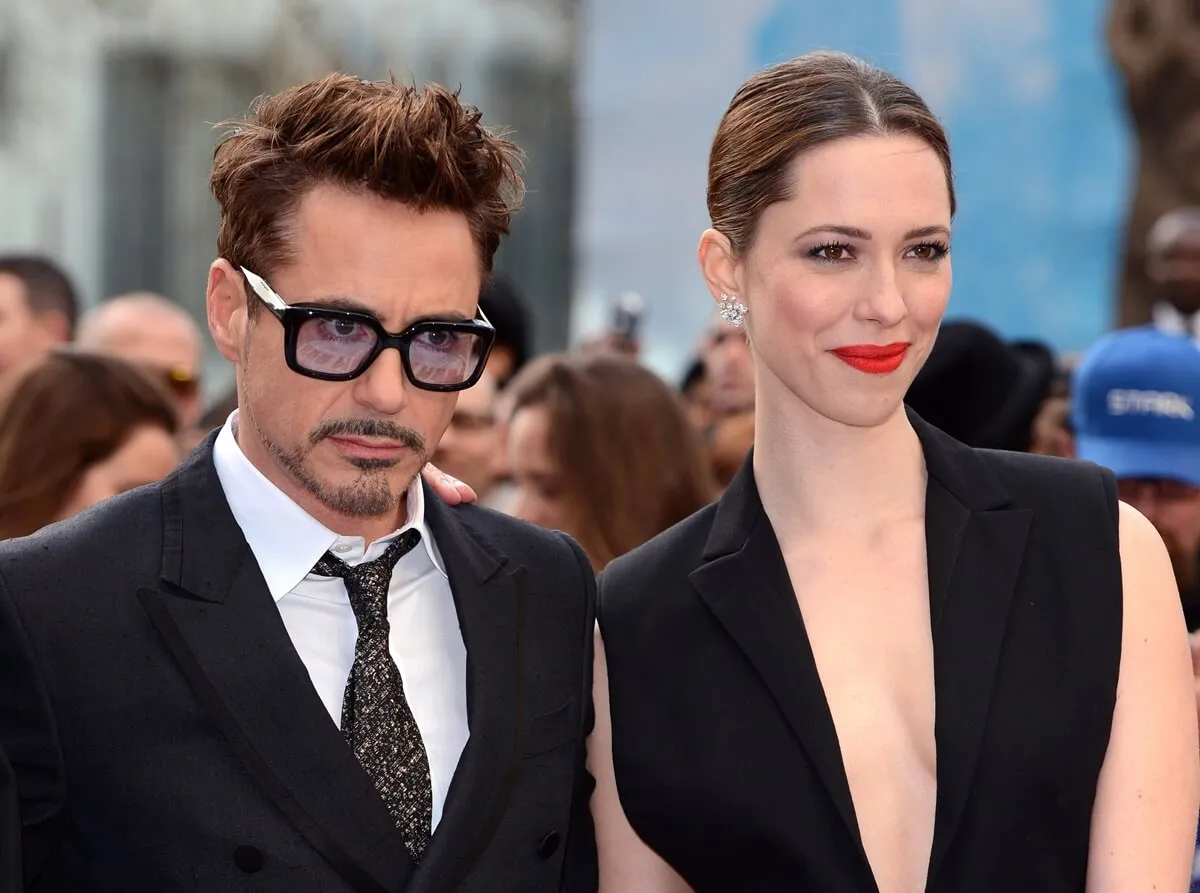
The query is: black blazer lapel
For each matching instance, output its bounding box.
[689,418,1035,887]
[140,437,412,893]
[912,416,1032,886]
[407,490,523,893]
[688,461,867,860]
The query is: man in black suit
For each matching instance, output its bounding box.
[0,74,596,892]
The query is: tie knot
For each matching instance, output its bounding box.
[312,529,423,620]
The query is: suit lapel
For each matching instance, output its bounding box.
[689,461,867,858]
[141,437,412,893]
[923,477,967,633]
[407,490,523,893]
[912,416,1032,886]
[691,417,1034,889]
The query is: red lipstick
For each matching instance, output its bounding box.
[830,342,910,375]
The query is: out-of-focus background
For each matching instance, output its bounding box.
[8,6,1200,870]
[3,0,1190,390]
[1,0,580,399]
[6,0,1200,642]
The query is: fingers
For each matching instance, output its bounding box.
[419,463,478,505]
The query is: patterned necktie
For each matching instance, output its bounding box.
[312,528,432,863]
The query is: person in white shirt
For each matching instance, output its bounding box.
[0,73,597,893]
[1148,207,1200,339]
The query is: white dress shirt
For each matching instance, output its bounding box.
[1152,301,1200,342]
[212,412,468,830]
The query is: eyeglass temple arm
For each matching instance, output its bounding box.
[240,267,288,312]
[244,265,493,328]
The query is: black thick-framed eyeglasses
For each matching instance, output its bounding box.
[240,267,495,392]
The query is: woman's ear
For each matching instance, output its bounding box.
[697,228,742,311]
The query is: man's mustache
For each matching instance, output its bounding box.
[310,418,426,453]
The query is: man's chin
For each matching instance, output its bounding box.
[1161,285,1200,316]
[346,456,404,472]
[310,477,408,518]
[302,458,420,516]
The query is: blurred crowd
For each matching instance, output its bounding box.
[4,203,1200,607]
[0,28,1198,884]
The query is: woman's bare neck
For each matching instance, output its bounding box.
[752,397,927,542]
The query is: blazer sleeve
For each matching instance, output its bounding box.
[0,567,68,888]
[0,743,20,893]
[556,533,598,893]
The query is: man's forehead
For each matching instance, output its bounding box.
[1158,235,1200,258]
[0,272,28,306]
[108,305,196,336]
[1149,210,1200,254]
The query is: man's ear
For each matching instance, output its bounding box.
[207,260,248,364]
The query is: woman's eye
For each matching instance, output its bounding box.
[908,242,950,262]
[809,242,853,262]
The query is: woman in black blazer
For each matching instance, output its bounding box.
[589,51,1200,892]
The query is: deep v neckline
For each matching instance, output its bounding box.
[688,411,1033,890]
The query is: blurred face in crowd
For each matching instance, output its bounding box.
[80,300,206,429]
[208,184,483,530]
[487,343,518,385]
[1147,214,1200,315]
[702,318,755,415]
[700,134,953,428]
[0,273,68,376]
[1118,476,1200,595]
[432,371,500,497]
[56,425,181,521]
[507,404,570,531]
[1029,395,1075,458]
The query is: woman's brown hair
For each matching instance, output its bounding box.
[708,50,955,255]
[0,350,179,539]
[506,353,717,570]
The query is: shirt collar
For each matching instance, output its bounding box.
[1152,302,1200,342]
[212,410,446,600]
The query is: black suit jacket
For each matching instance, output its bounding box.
[0,746,18,893]
[0,436,597,892]
[598,414,1123,891]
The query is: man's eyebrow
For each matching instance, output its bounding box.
[408,311,472,324]
[294,299,475,327]
[293,296,379,317]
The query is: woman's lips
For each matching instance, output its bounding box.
[830,343,910,375]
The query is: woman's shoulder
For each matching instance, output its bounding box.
[597,501,720,616]
[976,448,1118,522]
[602,500,720,583]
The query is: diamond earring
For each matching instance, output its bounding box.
[719,293,747,327]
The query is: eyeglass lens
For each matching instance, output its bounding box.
[293,315,487,385]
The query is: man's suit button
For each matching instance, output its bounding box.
[537,832,560,859]
[234,845,264,873]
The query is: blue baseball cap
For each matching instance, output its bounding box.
[1072,326,1200,487]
